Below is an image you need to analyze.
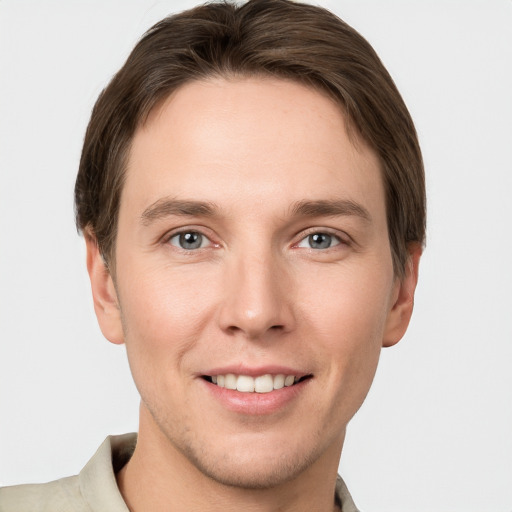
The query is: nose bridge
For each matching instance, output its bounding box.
[218,242,294,339]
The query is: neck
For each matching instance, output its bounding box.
[117,405,344,512]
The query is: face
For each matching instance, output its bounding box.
[88,77,419,489]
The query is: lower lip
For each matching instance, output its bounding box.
[201,378,311,415]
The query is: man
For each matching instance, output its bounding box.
[0,0,425,510]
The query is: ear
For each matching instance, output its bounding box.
[382,244,422,348]
[85,233,124,345]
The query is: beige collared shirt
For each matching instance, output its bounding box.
[0,433,359,512]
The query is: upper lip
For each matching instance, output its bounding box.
[198,365,311,378]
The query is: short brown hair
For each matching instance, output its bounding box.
[75,0,425,276]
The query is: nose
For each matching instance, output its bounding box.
[217,249,296,340]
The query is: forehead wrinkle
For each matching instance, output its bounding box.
[290,199,372,223]
[140,198,219,226]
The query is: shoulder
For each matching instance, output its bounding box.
[0,434,136,512]
[0,475,89,512]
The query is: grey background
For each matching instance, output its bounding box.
[1,1,511,510]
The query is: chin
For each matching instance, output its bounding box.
[181,443,318,490]
[141,388,346,490]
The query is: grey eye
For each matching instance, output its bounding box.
[169,231,207,250]
[297,232,341,250]
[309,233,332,249]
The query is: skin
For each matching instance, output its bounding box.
[86,77,420,512]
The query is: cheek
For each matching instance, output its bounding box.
[299,262,393,384]
[301,258,393,339]
[312,294,385,375]
[116,262,218,373]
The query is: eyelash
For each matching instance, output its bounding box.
[293,228,349,251]
[166,229,215,251]
[164,227,349,252]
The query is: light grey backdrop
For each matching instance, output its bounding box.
[1,1,511,511]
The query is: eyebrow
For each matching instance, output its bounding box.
[291,199,371,222]
[140,197,371,226]
[140,198,218,225]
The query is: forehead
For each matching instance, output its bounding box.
[123,77,384,222]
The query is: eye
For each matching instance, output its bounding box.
[297,232,341,250]
[168,231,210,250]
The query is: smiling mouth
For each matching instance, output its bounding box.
[202,373,312,393]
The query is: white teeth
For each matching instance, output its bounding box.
[254,374,273,393]
[225,373,237,390]
[211,373,301,393]
[273,374,285,390]
[236,375,255,392]
[284,375,295,387]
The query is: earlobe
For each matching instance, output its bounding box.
[85,233,125,345]
[382,244,422,348]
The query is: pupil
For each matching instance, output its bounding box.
[309,233,331,249]
[180,232,202,249]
